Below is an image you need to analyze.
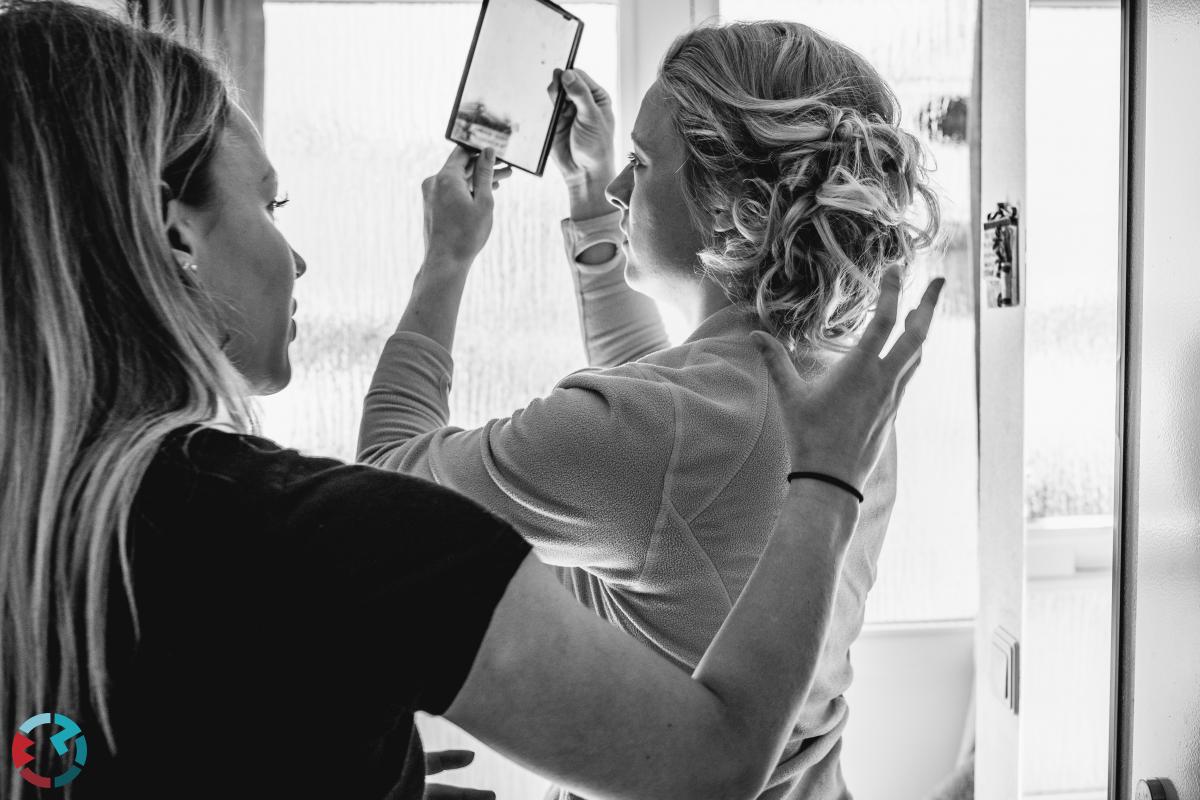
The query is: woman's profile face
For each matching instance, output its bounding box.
[605,80,707,294]
[164,106,306,395]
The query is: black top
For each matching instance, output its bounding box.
[74,426,532,799]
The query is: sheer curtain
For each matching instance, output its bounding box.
[127,0,265,129]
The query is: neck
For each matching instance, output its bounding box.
[658,274,733,332]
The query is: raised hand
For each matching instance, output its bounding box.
[547,68,616,186]
[421,146,510,265]
[751,266,946,494]
[423,749,495,800]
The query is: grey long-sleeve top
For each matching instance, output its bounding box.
[358,209,898,800]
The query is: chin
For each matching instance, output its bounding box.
[623,258,646,291]
[250,359,292,396]
[622,259,663,302]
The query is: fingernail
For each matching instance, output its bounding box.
[562,70,576,84]
[484,147,494,160]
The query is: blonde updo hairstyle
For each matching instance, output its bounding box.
[658,20,940,350]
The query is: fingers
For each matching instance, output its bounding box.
[548,68,566,104]
[882,277,945,373]
[425,749,476,775]
[442,145,472,172]
[856,265,902,357]
[559,68,609,123]
[466,163,512,182]
[567,68,611,105]
[898,350,923,394]
[490,164,513,190]
[471,147,496,200]
[750,331,804,398]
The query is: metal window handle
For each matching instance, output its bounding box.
[1136,779,1178,800]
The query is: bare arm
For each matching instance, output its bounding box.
[446,481,854,800]
[443,269,946,800]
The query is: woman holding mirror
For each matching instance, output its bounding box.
[361,20,941,800]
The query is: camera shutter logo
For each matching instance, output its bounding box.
[10,713,88,789]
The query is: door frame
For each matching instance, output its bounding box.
[1110,0,1136,793]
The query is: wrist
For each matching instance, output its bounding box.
[785,471,864,503]
[420,251,474,277]
[783,479,861,523]
[566,170,616,220]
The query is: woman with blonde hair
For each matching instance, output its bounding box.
[360,19,940,800]
[0,3,943,799]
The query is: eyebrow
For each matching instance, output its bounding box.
[261,167,276,184]
[631,132,650,153]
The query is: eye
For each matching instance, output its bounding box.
[268,192,290,212]
[626,151,642,169]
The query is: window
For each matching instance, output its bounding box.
[1024,3,1120,526]
[720,0,980,623]
[1022,4,1120,796]
[258,1,619,462]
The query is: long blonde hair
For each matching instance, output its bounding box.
[0,2,252,794]
[659,21,941,351]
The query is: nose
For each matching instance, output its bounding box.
[291,247,307,278]
[605,165,631,211]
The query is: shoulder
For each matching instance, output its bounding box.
[142,425,520,546]
[620,333,769,418]
[523,362,679,439]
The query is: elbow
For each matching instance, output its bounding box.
[726,744,772,800]
[678,754,766,800]
[675,712,772,800]
[702,765,765,800]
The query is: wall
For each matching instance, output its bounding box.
[842,622,975,800]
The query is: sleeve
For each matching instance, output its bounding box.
[561,210,671,367]
[276,464,534,716]
[358,330,676,578]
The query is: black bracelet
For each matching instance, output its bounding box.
[786,471,864,503]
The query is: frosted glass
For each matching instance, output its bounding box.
[1022,7,1120,795]
[720,0,980,623]
[1025,6,1120,521]
[257,2,618,464]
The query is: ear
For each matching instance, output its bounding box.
[160,181,202,268]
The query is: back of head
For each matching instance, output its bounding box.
[0,2,250,793]
[658,20,941,351]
